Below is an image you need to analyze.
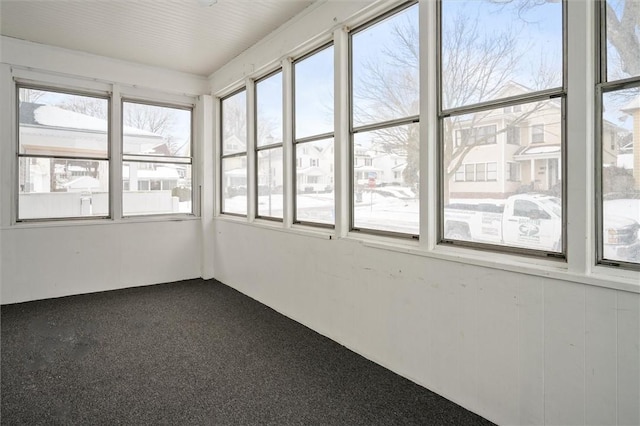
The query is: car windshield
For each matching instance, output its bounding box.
[540,197,561,217]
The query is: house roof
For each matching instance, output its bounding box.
[20,102,161,137]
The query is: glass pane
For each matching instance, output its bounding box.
[123,102,191,157]
[602,87,640,264]
[257,147,283,219]
[441,0,562,110]
[443,99,562,252]
[222,156,247,215]
[606,0,640,81]
[351,4,419,127]
[353,123,419,235]
[18,88,108,158]
[123,162,191,216]
[295,45,334,139]
[296,138,335,225]
[256,72,283,147]
[18,157,109,220]
[222,90,247,155]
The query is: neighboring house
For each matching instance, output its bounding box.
[295,142,333,193]
[19,102,178,195]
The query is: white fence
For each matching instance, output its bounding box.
[19,191,179,219]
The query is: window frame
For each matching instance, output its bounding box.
[348,1,420,239]
[292,41,336,229]
[254,68,284,222]
[436,0,568,260]
[121,98,195,218]
[595,0,640,271]
[15,83,112,222]
[220,87,248,217]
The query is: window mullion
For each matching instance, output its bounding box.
[334,26,350,238]
[566,0,594,274]
[283,58,294,227]
[247,78,257,222]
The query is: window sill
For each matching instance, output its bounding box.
[5,214,200,230]
[215,214,334,240]
[350,234,640,294]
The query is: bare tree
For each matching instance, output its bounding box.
[57,97,107,119]
[19,89,46,103]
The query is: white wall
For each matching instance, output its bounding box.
[209,1,640,425]
[213,221,639,426]
[0,37,209,303]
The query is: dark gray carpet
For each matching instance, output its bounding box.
[1,278,493,425]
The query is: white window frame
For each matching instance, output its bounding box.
[15,83,112,222]
[121,98,195,218]
[437,0,567,260]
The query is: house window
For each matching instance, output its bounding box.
[293,43,335,226]
[122,101,193,216]
[507,125,521,145]
[531,124,544,143]
[440,0,564,255]
[221,89,248,216]
[454,125,497,147]
[507,162,521,182]
[255,70,284,220]
[597,0,640,268]
[351,2,419,236]
[17,86,110,220]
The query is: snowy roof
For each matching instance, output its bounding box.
[520,145,561,154]
[514,144,561,159]
[20,102,160,137]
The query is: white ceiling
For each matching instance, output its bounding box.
[0,0,315,77]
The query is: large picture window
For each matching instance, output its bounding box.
[597,0,640,268]
[220,89,248,216]
[293,43,335,226]
[255,70,284,220]
[17,86,110,220]
[350,2,419,236]
[122,101,193,216]
[439,0,565,256]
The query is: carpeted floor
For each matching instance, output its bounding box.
[1,278,493,425]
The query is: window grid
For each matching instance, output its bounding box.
[121,100,194,217]
[220,88,248,217]
[255,69,284,221]
[438,0,566,259]
[595,0,640,270]
[349,1,420,238]
[17,85,111,221]
[293,42,336,228]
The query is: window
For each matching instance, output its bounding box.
[221,89,248,216]
[440,0,564,256]
[256,70,283,220]
[293,43,335,226]
[506,125,521,145]
[17,86,110,220]
[456,162,497,182]
[455,125,497,147]
[507,162,521,182]
[531,124,544,144]
[351,3,419,236]
[597,0,640,268]
[122,101,192,216]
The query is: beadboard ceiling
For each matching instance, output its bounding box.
[0,0,315,77]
